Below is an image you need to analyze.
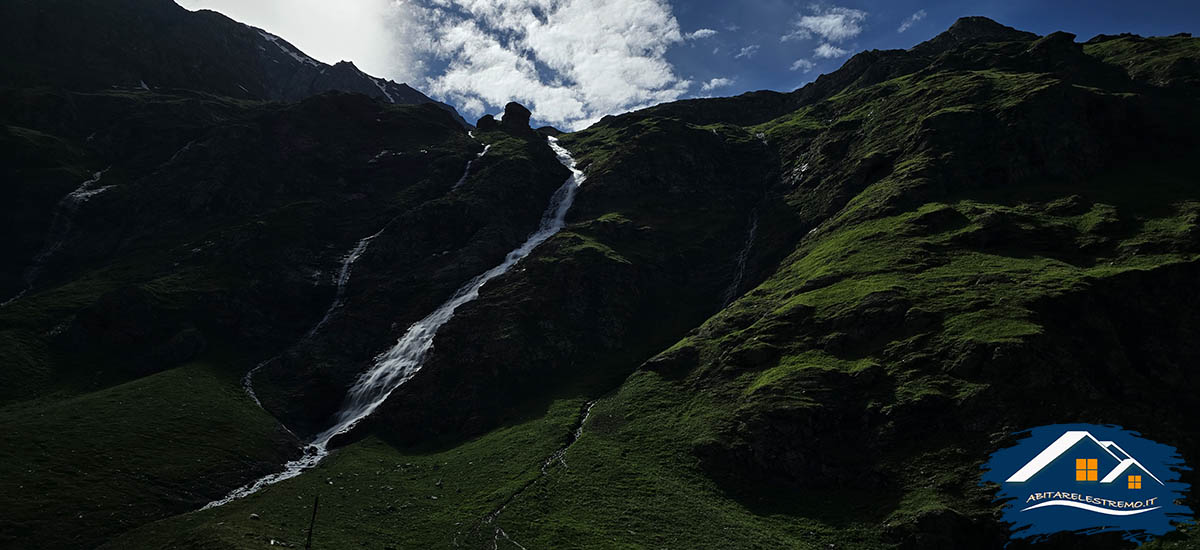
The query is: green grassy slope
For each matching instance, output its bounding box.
[10,18,1200,550]
[0,359,295,549]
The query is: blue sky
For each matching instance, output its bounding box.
[178,0,1199,129]
[670,0,1199,99]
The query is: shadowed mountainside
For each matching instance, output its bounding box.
[0,0,469,126]
[3,11,1200,550]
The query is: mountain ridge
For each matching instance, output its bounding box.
[0,0,470,126]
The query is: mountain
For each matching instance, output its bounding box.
[2,10,1200,550]
[0,0,469,126]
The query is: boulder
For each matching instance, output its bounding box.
[501,102,532,129]
[475,114,498,131]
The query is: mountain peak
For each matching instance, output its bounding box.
[912,16,1039,55]
[948,16,1035,40]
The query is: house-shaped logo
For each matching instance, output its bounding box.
[981,423,1192,544]
[1005,430,1164,496]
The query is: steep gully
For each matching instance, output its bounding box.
[246,134,488,407]
[455,141,491,189]
[2,169,111,307]
[721,210,758,308]
[205,136,587,509]
[242,226,386,410]
[454,400,597,548]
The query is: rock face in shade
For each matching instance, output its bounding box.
[0,0,470,126]
[501,101,533,129]
[476,114,499,131]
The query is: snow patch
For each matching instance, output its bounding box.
[257,30,320,67]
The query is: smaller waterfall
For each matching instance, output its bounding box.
[3,170,111,307]
[721,211,758,307]
[541,400,596,474]
[453,144,492,189]
[304,228,385,340]
[241,226,387,408]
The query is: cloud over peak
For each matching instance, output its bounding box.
[790,58,816,72]
[700,77,734,91]
[781,5,867,43]
[813,42,849,59]
[897,9,927,33]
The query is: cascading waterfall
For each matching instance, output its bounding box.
[2,169,111,307]
[304,227,386,340]
[241,226,386,408]
[453,143,491,189]
[721,211,759,307]
[244,133,496,401]
[204,136,586,509]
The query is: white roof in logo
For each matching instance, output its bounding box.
[1005,430,1164,485]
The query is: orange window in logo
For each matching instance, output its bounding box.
[1075,458,1098,481]
[1129,475,1142,489]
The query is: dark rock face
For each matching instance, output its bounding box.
[476,114,499,130]
[0,0,469,126]
[501,101,533,129]
[57,285,210,377]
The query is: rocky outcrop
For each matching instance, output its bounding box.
[476,114,499,130]
[501,101,534,134]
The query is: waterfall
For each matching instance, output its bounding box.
[304,228,386,340]
[453,143,492,189]
[3,169,111,307]
[721,211,758,307]
[204,136,586,509]
[241,226,385,408]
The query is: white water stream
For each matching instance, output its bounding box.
[242,135,494,409]
[241,226,386,409]
[205,137,586,509]
[2,170,111,307]
[721,211,758,307]
[453,143,491,189]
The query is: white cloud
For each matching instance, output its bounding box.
[177,0,428,83]
[790,58,816,72]
[420,0,693,130]
[182,0,696,131]
[781,5,867,43]
[734,44,760,59]
[897,9,927,33]
[700,77,734,91]
[813,43,850,58]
